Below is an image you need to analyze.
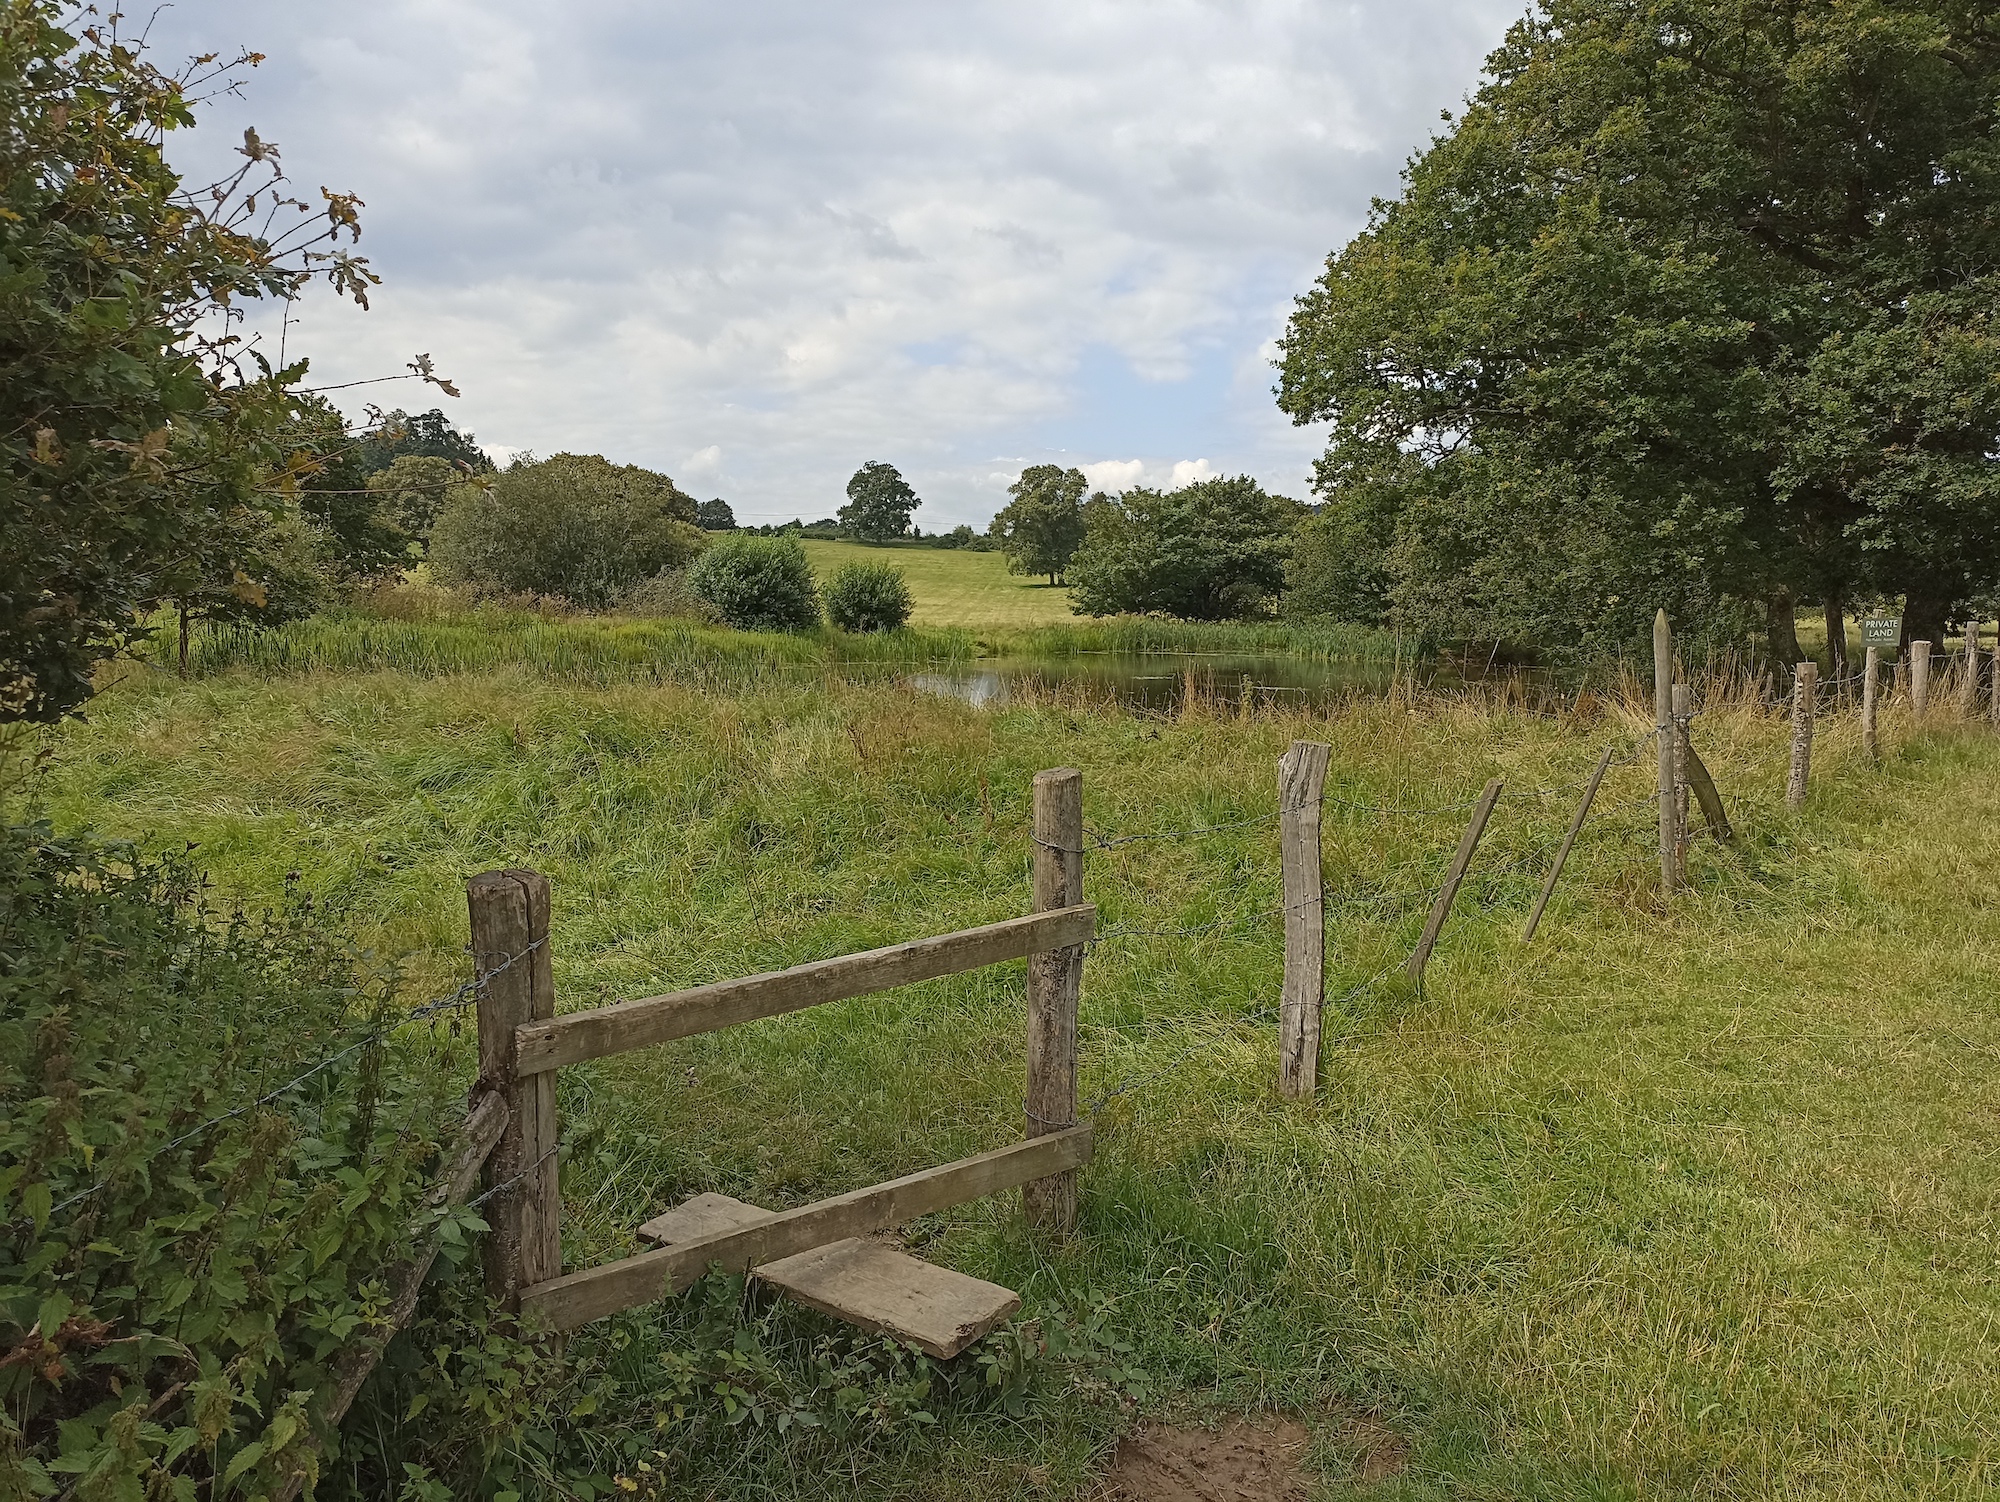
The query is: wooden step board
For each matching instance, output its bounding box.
[639,1193,1019,1358]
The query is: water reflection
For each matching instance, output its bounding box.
[905,653,1419,712]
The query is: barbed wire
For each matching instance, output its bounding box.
[47,937,545,1221]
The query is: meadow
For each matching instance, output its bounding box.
[35,619,2000,1500]
[798,539,1077,628]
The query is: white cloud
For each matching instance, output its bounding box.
[683,445,724,477]
[1080,459,1147,493]
[153,0,1523,525]
[1168,458,1216,489]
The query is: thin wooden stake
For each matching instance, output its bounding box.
[1911,640,1932,716]
[1862,645,1880,762]
[1277,740,1331,1099]
[470,869,562,1309]
[1654,610,1676,897]
[1406,778,1504,988]
[1522,743,1615,943]
[1786,662,1816,807]
[1683,743,1733,843]
[1025,768,1083,1231]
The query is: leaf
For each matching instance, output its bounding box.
[222,1440,265,1484]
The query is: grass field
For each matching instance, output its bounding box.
[798,539,1077,628]
[35,633,2000,1500]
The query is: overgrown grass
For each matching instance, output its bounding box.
[38,648,2000,1500]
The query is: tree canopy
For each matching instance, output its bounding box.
[1068,476,1298,620]
[696,497,736,530]
[350,407,490,480]
[1277,0,2000,660]
[839,460,920,541]
[990,464,1088,584]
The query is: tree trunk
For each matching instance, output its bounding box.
[1901,587,1948,654]
[1765,590,1804,678]
[177,602,189,679]
[1823,593,1848,682]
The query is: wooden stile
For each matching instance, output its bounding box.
[470,870,561,1307]
[1277,741,1332,1099]
[515,907,1096,1074]
[1405,778,1504,988]
[1787,662,1816,808]
[1522,742,1615,943]
[1862,645,1880,763]
[521,1128,1095,1332]
[1025,768,1085,1230]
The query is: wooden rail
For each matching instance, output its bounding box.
[515,905,1097,1074]
[521,1127,1095,1331]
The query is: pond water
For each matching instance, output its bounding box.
[903,652,1490,712]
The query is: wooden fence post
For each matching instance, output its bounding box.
[1786,662,1816,808]
[1862,645,1880,763]
[1911,640,1932,716]
[1277,741,1331,1099]
[1654,610,1677,897]
[1025,768,1083,1231]
[1671,684,1693,878]
[469,869,562,1310]
[1406,778,1503,989]
[1991,630,2000,727]
[1963,622,1980,718]
[1522,742,1615,943]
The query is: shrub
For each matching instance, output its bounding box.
[1067,476,1300,620]
[1282,502,1393,625]
[823,562,914,633]
[429,453,704,609]
[0,822,475,1500]
[684,536,821,632]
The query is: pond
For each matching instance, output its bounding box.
[903,651,1505,712]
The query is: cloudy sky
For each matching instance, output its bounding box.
[151,0,1524,527]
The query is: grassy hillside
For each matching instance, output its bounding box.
[798,539,1076,627]
[35,644,2000,1500]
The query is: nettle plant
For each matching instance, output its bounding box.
[0,823,476,1499]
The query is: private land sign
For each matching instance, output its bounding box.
[1862,617,1900,646]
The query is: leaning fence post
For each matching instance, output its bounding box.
[469,869,562,1309]
[1964,622,1981,718]
[1786,662,1817,807]
[1522,743,1615,943]
[1025,768,1083,1230]
[1277,741,1332,1099]
[1654,610,1677,897]
[1406,778,1503,989]
[1862,645,1880,763]
[1671,684,1693,878]
[1911,640,1932,716]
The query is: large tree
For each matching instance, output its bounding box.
[1067,476,1298,620]
[1277,0,2000,662]
[0,3,395,719]
[839,460,920,541]
[990,464,1088,584]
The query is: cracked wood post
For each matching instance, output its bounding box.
[1654,610,1677,897]
[470,869,561,1309]
[1277,740,1331,1099]
[1862,646,1880,763]
[1911,640,1931,717]
[1025,768,1083,1231]
[1787,662,1817,808]
[1964,622,1981,718]
[1522,741,1615,943]
[1405,778,1504,990]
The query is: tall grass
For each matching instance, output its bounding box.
[38,653,2000,1500]
[991,615,1401,661]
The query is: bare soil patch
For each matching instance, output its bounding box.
[1092,1409,1408,1501]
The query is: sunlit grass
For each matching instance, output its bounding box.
[38,640,2000,1500]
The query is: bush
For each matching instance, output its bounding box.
[618,567,722,623]
[1282,502,1393,625]
[684,536,821,632]
[1067,476,1299,620]
[0,822,476,1500]
[429,453,704,609]
[823,562,914,633]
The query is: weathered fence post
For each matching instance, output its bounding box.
[1025,768,1083,1230]
[1963,622,1981,718]
[1787,662,1817,807]
[1991,630,2000,727]
[1671,684,1693,877]
[1862,645,1880,763]
[1654,610,1678,897]
[1277,741,1331,1099]
[1911,640,1932,716]
[1522,742,1615,943]
[1406,778,1503,989]
[469,869,561,1309]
